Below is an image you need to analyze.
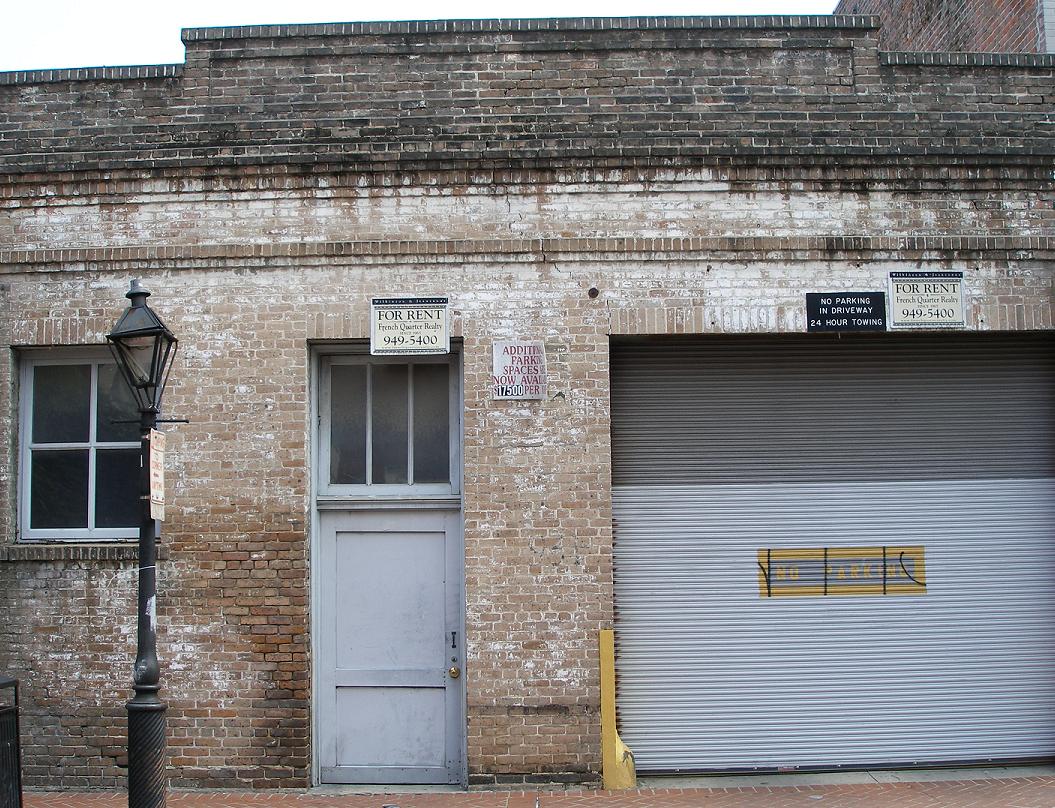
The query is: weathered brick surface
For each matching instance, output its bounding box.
[0,16,1053,175]
[2,162,1053,253]
[0,15,1053,792]
[835,0,1048,53]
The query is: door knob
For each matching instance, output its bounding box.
[448,666,461,679]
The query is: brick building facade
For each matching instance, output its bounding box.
[1,14,1053,790]
[833,0,1055,52]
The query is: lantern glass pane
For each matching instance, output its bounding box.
[119,335,159,387]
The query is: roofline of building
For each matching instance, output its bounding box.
[0,64,183,85]
[0,15,881,85]
[3,14,1053,87]
[179,14,880,42]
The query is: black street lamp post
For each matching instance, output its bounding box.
[107,280,178,808]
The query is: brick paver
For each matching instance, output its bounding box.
[23,776,1055,808]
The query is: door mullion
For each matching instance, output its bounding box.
[449,355,460,493]
[365,364,373,485]
[87,362,98,531]
[320,359,331,491]
[407,364,415,485]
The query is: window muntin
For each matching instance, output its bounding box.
[322,355,458,496]
[20,354,140,541]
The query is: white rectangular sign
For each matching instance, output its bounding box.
[889,271,965,328]
[149,429,165,522]
[371,297,450,355]
[492,340,547,400]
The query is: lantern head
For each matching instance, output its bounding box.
[106,279,178,413]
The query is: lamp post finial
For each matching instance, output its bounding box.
[127,279,151,302]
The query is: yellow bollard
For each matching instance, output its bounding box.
[599,628,636,790]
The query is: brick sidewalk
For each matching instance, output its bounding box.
[22,776,1055,808]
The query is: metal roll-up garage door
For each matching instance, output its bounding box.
[611,332,1055,772]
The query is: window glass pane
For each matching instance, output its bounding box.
[413,364,450,484]
[372,364,409,484]
[96,449,140,528]
[330,364,367,485]
[31,449,89,529]
[97,364,140,442]
[32,365,90,443]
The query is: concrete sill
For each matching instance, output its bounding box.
[0,543,170,563]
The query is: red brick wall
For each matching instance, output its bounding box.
[835,0,1045,51]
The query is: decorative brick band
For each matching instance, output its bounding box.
[2,235,1050,268]
[881,51,1055,67]
[3,139,1053,177]
[0,154,1049,197]
[181,15,880,43]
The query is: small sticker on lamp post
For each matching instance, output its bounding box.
[149,429,165,522]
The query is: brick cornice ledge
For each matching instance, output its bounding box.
[1,235,1051,267]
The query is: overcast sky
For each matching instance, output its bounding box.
[1,0,839,72]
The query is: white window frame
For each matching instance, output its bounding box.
[317,351,462,499]
[18,347,140,542]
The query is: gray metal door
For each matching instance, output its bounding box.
[611,333,1055,772]
[315,351,465,784]
[317,507,465,784]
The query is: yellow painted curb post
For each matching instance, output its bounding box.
[599,628,636,790]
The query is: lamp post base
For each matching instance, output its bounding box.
[127,700,167,808]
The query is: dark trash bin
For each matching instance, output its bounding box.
[0,678,21,808]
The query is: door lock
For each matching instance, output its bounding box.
[448,666,461,679]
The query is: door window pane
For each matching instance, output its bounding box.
[97,364,140,442]
[96,449,140,528]
[330,365,367,485]
[371,364,409,485]
[413,364,450,484]
[324,357,456,491]
[31,449,89,528]
[32,365,91,443]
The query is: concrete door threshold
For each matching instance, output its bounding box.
[637,763,1055,789]
[308,764,1055,794]
[310,784,467,795]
